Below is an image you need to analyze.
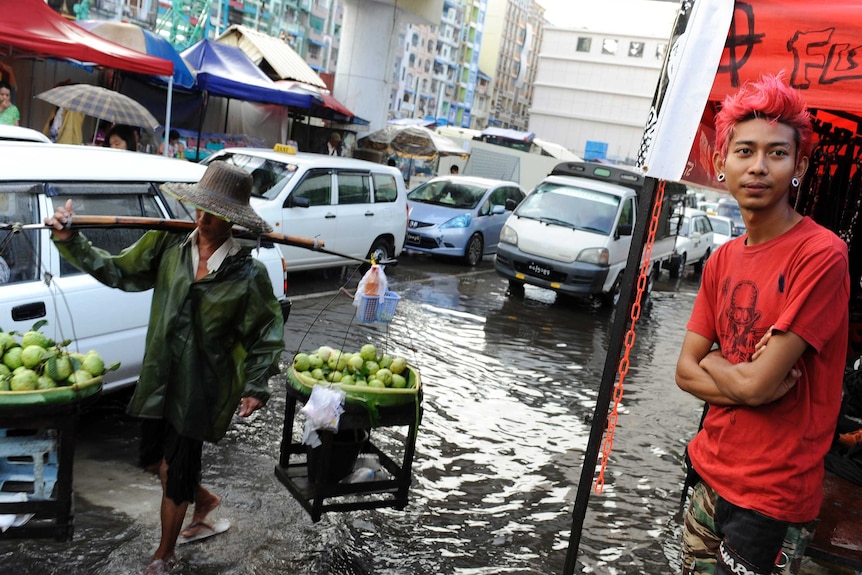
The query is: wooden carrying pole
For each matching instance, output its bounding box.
[2,216,388,266]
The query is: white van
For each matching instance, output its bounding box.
[494,162,679,306]
[0,143,289,393]
[202,148,408,271]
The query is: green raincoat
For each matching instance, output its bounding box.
[55,230,284,443]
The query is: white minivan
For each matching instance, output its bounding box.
[494,162,679,306]
[202,148,408,271]
[0,142,289,393]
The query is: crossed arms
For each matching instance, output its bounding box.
[676,327,807,406]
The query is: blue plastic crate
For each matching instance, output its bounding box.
[0,429,59,500]
[356,291,401,323]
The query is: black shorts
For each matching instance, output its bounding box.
[162,423,203,505]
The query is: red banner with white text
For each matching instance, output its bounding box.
[639,0,862,189]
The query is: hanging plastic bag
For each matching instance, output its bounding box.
[353,264,388,308]
[300,385,346,448]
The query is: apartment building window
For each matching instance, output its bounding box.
[576,37,591,52]
[601,38,618,55]
[628,41,644,58]
[411,33,419,47]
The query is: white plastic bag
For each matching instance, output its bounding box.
[300,385,346,448]
[353,264,388,308]
[341,454,388,484]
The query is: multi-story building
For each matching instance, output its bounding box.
[528,1,678,163]
[390,20,440,121]
[274,0,343,74]
[479,0,544,132]
[389,0,493,129]
[389,0,543,131]
[145,0,342,73]
[62,0,157,28]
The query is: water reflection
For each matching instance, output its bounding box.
[1,266,709,575]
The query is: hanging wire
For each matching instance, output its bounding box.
[0,221,82,351]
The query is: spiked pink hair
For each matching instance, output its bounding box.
[714,73,814,160]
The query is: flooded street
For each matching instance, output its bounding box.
[3,255,720,574]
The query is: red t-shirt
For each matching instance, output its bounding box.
[687,216,849,523]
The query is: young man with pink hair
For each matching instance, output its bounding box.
[675,74,850,574]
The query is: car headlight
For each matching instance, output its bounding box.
[577,247,609,265]
[500,224,518,245]
[440,214,471,229]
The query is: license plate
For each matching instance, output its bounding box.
[527,261,551,277]
[406,232,421,244]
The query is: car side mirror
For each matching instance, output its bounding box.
[286,195,311,209]
[491,204,506,215]
[617,223,633,237]
[505,198,519,211]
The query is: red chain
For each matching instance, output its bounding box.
[595,180,666,494]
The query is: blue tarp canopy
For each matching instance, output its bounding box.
[142,29,196,89]
[181,39,315,108]
[75,20,196,90]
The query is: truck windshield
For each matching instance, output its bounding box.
[514,182,620,235]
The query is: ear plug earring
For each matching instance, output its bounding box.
[717,173,725,182]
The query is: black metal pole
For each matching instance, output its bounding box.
[562,176,662,574]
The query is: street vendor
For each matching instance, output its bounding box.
[44,161,285,575]
[674,75,849,575]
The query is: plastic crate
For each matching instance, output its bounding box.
[356,291,401,323]
[0,429,59,500]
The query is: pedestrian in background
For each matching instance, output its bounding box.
[158,129,186,159]
[0,80,19,126]
[321,131,343,156]
[42,104,85,144]
[450,164,460,175]
[45,161,285,575]
[103,124,137,151]
[675,74,849,574]
[41,79,85,144]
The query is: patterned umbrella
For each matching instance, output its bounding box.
[356,124,468,161]
[36,84,159,130]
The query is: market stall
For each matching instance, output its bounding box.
[178,39,318,159]
[0,0,174,133]
[274,279,423,522]
[0,326,115,541]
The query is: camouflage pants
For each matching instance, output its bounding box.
[680,481,816,575]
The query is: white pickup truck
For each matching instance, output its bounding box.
[0,143,290,394]
[495,161,681,306]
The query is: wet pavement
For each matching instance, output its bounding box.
[0,253,840,574]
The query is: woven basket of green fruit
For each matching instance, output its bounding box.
[287,343,421,409]
[0,322,119,409]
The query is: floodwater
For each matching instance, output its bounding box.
[2,257,716,574]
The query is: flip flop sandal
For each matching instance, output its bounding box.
[178,518,231,544]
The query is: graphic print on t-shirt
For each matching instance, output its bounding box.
[720,279,765,364]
